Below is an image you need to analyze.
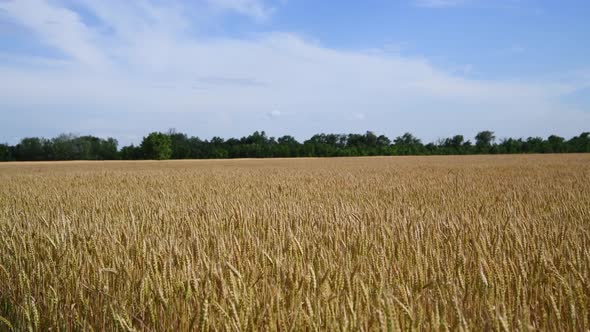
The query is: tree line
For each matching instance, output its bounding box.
[1,130,589,161]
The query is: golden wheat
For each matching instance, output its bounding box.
[0,155,589,330]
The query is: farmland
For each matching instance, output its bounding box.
[1,154,589,330]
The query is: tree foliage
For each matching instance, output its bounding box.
[141,132,172,160]
[1,130,589,161]
[475,131,495,152]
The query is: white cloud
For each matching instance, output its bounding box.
[205,0,274,20]
[0,0,588,144]
[0,0,107,67]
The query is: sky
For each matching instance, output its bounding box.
[0,0,589,146]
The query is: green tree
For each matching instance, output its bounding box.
[16,137,47,161]
[475,131,495,153]
[364,131,378,147]
[168,131,192,159]
[524,137,544,153]
[441,135,465,154]
[141,132,172,160]
[446,135,464,148]
[376,134,391,147]
[393,133,422,155]
[499,138,523,154]
[277,135,298,145]
[0,143,13,161]
[547,135,565,153]
[120,144,143,160]
[277,135,300,157]
[567,132,590,152]
[51,134,77,160]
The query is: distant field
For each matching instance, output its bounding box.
[1,155,589,330]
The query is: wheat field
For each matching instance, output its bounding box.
[0,155,589,331]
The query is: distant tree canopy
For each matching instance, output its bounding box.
[0,134,118,161]
[0,130,589,161]
[140,132,172,160]
[475,130,496,153]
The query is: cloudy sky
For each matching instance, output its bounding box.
[0,0,589,145]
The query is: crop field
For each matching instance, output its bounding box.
[1,154,589,331]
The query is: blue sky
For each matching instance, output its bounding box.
[0,0,589,146]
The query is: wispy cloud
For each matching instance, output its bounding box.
[0,0,107,66]
[205,0,274,20]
